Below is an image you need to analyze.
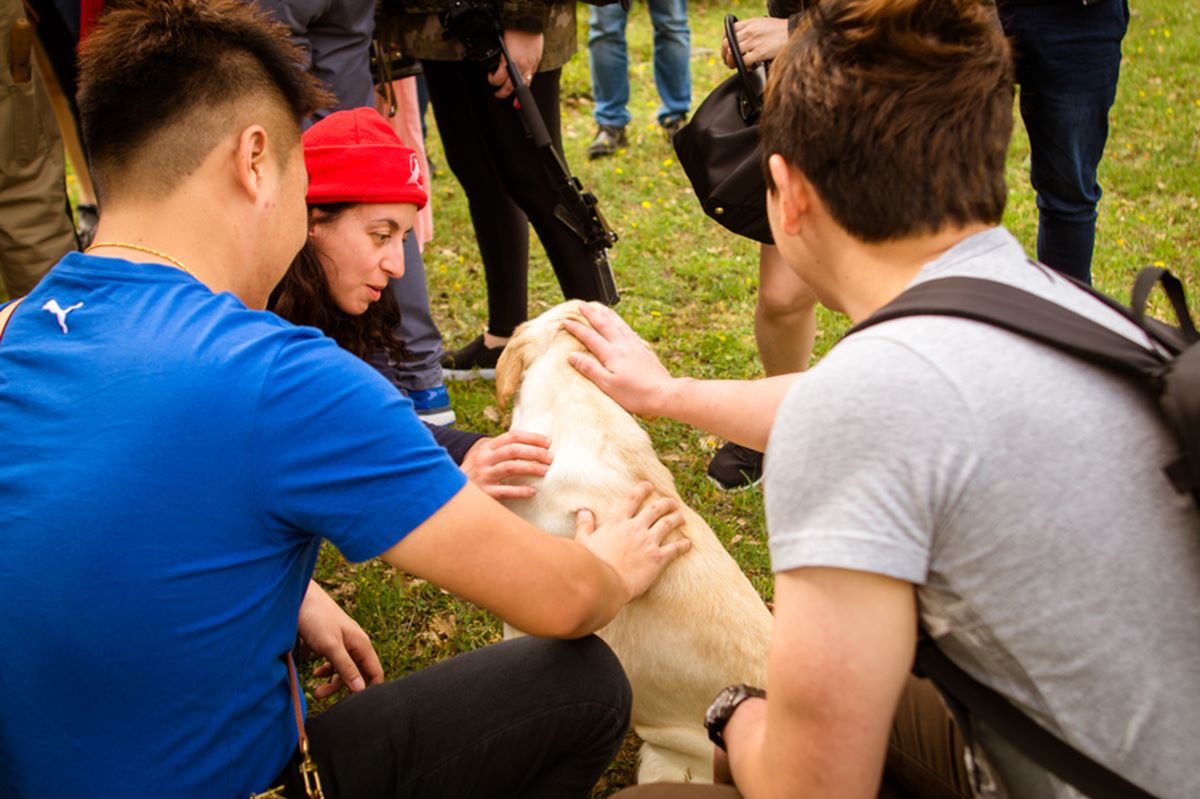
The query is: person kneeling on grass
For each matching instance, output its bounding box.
[569,0,1200,797]
[269,106,553,499]
[0,2,690,797]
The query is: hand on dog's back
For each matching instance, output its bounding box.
[574,481,691,602]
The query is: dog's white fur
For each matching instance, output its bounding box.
[497,301,772,784]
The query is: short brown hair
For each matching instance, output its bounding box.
[77,0,332,202]
[759,0,1013,242]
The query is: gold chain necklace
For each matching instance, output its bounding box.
[85,241,196,278]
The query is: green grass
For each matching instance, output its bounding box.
[53,0,1199,793]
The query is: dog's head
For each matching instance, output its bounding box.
[496,300,598,409]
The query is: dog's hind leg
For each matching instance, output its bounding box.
[635,727,713,784]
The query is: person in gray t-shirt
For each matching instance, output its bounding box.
[564,1,1200,798]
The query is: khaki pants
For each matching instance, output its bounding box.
[614,677,973,799]
[0,0,76,300]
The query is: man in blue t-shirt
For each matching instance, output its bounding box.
[0,2,689,797]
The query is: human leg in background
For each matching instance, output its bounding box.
[708,244,817,491]
[0,0,77,300]
[272,636,632,799]
[422,57,527,377]
[34,37,97,249]
[647,0,692,132]
[999,0,1128,285]
[373,74,452,422]
[424,59,609,378]
[254,0,376,117]
[384,234,454,424]
[587,3,631,159]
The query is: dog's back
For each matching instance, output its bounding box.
[497,301,772,783]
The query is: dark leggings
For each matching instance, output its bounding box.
[271,635,632,798]
[421,59,607,337]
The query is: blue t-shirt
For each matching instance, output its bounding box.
[0,253,468,797]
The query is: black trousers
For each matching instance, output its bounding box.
[272,635,632,798]
[421,59,608,338]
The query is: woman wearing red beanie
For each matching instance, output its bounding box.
[270,107,552,498]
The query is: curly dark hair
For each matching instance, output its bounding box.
[269,204,411,363]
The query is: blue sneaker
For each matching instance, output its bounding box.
[408,384,456,426]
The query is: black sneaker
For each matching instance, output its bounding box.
[588,124,627,159]
[706,442,764,491]
[441,335,503,381]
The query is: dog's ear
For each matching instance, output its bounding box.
[495,328,532,409]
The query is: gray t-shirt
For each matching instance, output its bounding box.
[765,226,1200,798]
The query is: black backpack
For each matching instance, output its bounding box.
[848,266,1200,799]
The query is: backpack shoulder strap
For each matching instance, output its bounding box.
[916,639,1159,799]
[849,277,1170,381]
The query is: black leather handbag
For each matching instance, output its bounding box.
[672,15,772,244]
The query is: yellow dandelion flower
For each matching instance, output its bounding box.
[457,255,465,264]
[1168,107,1175,115]
[615,167,624,175]
[650,310,662,317]
[662,157,674,167]
[641,200,652,209]
[1138,89,1147,97]
[1154,260,1166,267]
[631,221,638,229]
[617,148,628,156]
[1117,238,1126,248]
[707,57,716,66]
[717,334,727,343]
[1164,28,1172,38]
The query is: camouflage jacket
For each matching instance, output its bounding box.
[378,0,577,71]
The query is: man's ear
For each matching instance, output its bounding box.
[235,124,271,200]
[767,153,811,236]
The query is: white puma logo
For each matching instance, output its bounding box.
[42,299,84,334]
[407,152,422,186]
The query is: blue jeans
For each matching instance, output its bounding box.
[588,0,692,128]
[999,0,1129,284]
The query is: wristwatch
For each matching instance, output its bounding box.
[704,684,766,751]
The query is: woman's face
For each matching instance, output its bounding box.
[309,203,418,315]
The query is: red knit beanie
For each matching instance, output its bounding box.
[302,108,428,209]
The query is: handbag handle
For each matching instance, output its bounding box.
[724,15,767,124]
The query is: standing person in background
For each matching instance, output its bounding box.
[0,0,77,300]
[586,0,692,159]
[253,0,376,115]
[704,2,817,491]
[996,0,1129,285]
[388,0,616,380]
[256,0,458,424]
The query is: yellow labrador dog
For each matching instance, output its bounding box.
[496,301,772,784]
